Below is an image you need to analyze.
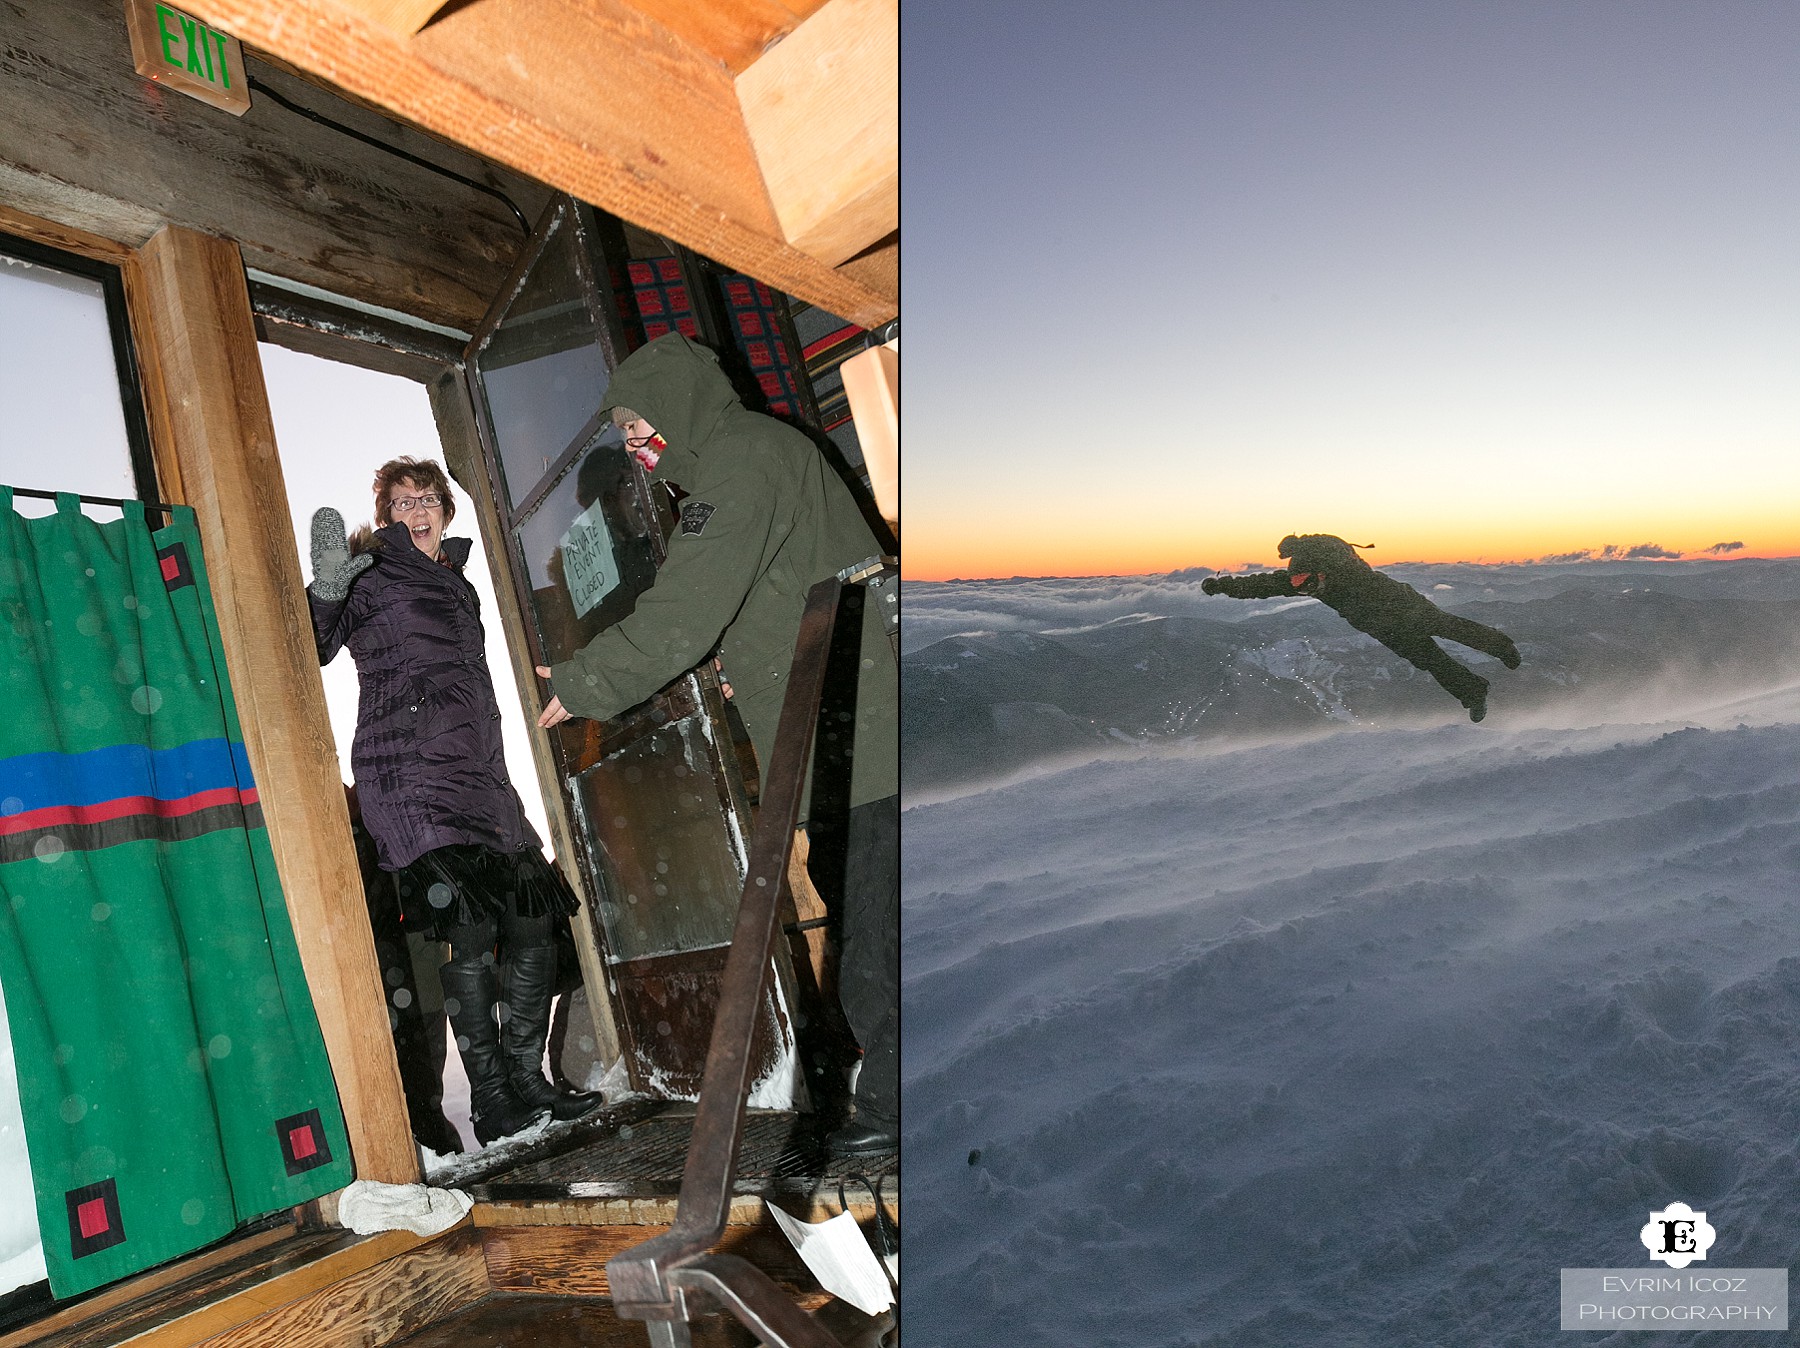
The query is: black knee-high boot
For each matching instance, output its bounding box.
[441,955,547,1145]
[501,945,603,1122]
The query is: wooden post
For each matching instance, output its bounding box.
[784,828,832,991]
[735,0,899,268]
[133,224,420,1184]
[840,338,898,531]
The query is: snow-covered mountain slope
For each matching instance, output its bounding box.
[905,560,1800,798]
[904,568,1800,1345]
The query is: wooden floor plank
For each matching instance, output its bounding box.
[381,1294,761,1348]
[479,1223,823,1304]
[190,1228,488,1348]
[5,1103,897,1347]
[380,1293,893,1348]
[8,1228,450,1348]
[4,1227,352,1348]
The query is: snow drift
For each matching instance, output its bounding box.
[904,561,1800,1345]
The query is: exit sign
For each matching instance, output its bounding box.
[124,0,250,116]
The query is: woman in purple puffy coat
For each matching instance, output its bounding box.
[307,457,600,1146]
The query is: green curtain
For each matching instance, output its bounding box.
[0,490,352,1298]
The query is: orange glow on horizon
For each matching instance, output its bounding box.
[901,460,1800,580]
[904,526,1800,581]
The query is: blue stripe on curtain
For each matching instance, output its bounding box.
[0,739,252,813]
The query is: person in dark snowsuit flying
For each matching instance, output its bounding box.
[1201,533,1521,722]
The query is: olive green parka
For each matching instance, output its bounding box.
[548,333,898,811]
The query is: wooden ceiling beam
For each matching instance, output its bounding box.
[616,0,831,75]
[184,0,896,325]
[328,0,453,39]
[411,0,779,235]
[837,231,896,314]
[736,0,896,269]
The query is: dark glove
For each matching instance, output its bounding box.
[310,508,373,602]
[1201,577,1220,595]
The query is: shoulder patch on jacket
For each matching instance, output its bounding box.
[679,501,716,536]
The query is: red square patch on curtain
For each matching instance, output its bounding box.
[155,541,194,592]
[276,1108,332,1176]
[77,1199,108,1239]
[65,1178,126,1259]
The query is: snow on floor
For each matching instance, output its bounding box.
[904,685,1800,1346]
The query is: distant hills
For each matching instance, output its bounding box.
[904,559,1800,792]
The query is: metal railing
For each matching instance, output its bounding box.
[606,576,851,1348]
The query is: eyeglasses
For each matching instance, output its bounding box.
[389,493,442,514]
[624,432,658,451]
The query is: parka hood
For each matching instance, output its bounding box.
[598,333,741,460]
[1280,533,1373,575]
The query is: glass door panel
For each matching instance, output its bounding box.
[572,710,745,961]
[474,207,615,512]
[463,195,804,1104]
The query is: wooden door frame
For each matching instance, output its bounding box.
[457,195,818,1103]
[247,275,630,1087]
[131,224,421,1184]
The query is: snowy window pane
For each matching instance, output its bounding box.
[474,210,612,512]
[0,248,136,516]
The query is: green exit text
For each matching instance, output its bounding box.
[154,5,231,91]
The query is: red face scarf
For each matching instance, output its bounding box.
[632,433,668,473]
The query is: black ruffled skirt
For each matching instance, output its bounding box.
[394,843,579,942]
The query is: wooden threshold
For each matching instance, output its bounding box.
[471,1177,890,1228]
[478,1220,826,1307]
[3,1101,894,1346]
[0,1221,293,1348]
[379,1294,754,1348]
[376,1291,892,1348]
[3,1223,450,1348]
[2,1203,875,1347]
[446,1100,897,1227]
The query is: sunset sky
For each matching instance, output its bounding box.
[902,2,1800,580]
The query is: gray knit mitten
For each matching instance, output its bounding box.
[309,507,373,602]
